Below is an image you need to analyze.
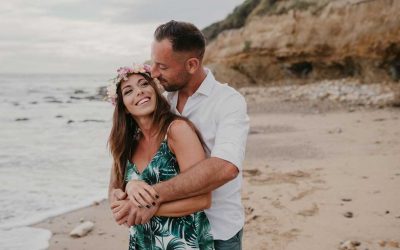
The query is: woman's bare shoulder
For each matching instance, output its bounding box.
[167,119,195,141]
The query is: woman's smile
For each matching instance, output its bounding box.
[136,97,151,106]
[121,74,157,118]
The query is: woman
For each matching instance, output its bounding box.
[106,64,214,250]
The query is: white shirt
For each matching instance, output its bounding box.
[165,69,249,240]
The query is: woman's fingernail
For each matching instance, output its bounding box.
[146,205,150,208]
[152,202,156,206]
[155,195,159,199]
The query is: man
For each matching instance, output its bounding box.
[110,20,249,249]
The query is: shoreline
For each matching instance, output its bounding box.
[33,200,129,250]
[32,105,400,250]
[1,198,107,231]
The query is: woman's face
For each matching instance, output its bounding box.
[120,74,157,119]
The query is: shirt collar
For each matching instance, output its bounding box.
[195,68,215,97]
[166,67,215,101]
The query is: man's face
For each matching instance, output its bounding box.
[150,39,191,92]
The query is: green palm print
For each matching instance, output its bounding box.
[124,140,214,250]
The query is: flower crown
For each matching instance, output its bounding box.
[106,63,152,105]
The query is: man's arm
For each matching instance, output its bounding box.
[113,192,211,224]
[153,157,237,203]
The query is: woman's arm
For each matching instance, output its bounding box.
[154,119,211,216]
[156,193,211,217]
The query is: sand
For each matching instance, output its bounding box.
[34,96,400,250]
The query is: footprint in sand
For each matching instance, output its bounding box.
[244,206,261,225]
[249,170,311,185]
[249,125,296,135]
[378,240,400,248]
[291,187,320,201]
[243,169,262,177]
[271,199,285,209]
[297,203,319,217]
[244,206,254,216]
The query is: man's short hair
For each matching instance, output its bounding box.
[154,20,206,59]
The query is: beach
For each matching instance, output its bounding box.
[3,0,400,249]
[33,84,400,250]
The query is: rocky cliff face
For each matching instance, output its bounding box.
[203,0,400,86]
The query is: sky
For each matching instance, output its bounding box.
[0,0,244,74]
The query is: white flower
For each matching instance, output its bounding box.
[132,64,142,73]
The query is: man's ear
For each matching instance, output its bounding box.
[185,58,200,74]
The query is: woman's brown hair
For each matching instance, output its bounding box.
[107,73,202,189]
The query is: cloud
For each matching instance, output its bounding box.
[0,0,244,74]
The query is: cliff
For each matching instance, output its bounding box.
[202,0,400,86]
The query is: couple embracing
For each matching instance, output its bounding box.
[107,20,249,250]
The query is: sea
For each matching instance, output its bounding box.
[0,74,115,249]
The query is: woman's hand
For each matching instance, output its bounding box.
[128,203,159,226]
[110,188,127,203]
[110,199,131,226]
[111,198,157,227]
[125,180,159,208]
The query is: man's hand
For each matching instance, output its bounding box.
[126,180,159,208]
[111,182,160,227]
[111,196,159,226]
[111,199,131,225]
[127,203,159,226]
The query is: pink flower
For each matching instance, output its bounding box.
[143,64,151,72]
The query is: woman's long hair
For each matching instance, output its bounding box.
[107,73,202,189]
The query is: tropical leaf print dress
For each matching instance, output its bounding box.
[124,140,214,250]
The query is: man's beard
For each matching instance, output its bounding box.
[160,77,187,92]
[163,84,182,92]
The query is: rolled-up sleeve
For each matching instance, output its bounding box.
[211,93,249,170]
